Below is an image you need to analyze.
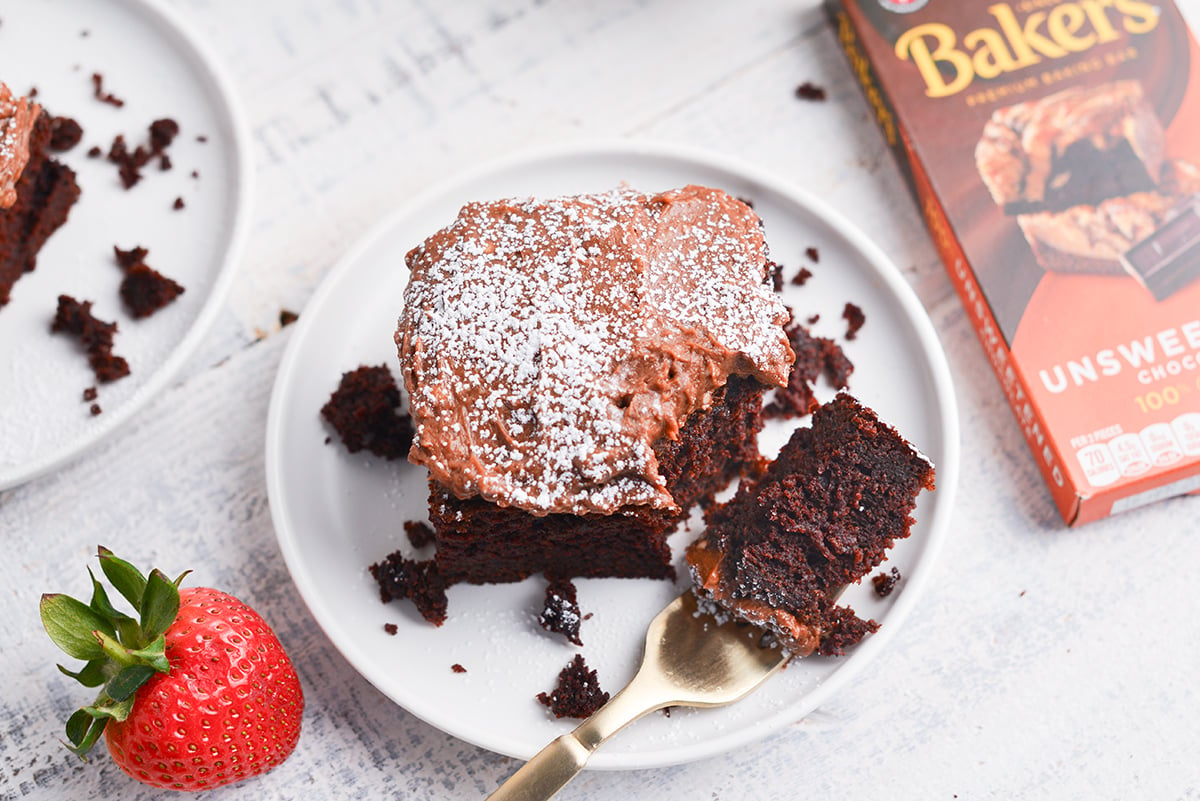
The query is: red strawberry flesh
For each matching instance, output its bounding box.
[103,587,304,791]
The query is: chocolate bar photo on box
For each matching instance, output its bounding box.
[1121,194,1200,301]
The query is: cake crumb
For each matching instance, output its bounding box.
[451,663,467,674]
[795,81,827,101]
[842,302,866,340]
[51,295,129,383]
[791,267,813,286]
[82,386,98,402]
[172,197,185,210]
[321,364,414,460]
[403,520,435,549]
[112,245,185,318]
[279,308,299,327]
[819,606,879,656]
[148,118,179,151]
[537,655,609,719]
[48,117,83,151]
[120,263,183,317]
[764,322,853,419]
[872,567,901,598]
[383,623,398,635]
[87,145,102,158]
[807,314,820,324]
[537,577,583,646]
[106,118,180,189]
[106,135,142,188]
[805,246,820,263]
[113,245,148,270]
[91,72,124,107]
[89,403,102,416]
[369,551,448,626]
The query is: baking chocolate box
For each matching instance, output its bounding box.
[826,0,1200,524]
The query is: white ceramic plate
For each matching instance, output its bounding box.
[266,142,960,769]
[0,0,251,489]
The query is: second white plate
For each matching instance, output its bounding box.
[0,0,251,489]
[266,141,959,769]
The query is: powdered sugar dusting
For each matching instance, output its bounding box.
[397,185,792,516]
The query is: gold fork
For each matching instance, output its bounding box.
[485,590,792,801]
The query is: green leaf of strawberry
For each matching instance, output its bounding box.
[97,547,147,610]
[87,568,133,624]
[40,594,114,661]
[65,709,107,757]
[138,569,179,642]
[106,665,157,702]
[42,547,304,790]
[57,659,107,688]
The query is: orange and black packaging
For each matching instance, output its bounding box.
[827,0,1200,524]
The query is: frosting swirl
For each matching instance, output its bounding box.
[396,185,793,516]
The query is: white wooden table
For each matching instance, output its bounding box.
[3,2,1200,799]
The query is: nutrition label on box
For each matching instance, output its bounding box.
[1077,414,1200,488]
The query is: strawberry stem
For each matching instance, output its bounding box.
[94,631,137,668]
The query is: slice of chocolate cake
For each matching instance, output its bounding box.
[0,82,81,307]
[685,393,934,658]
[396,186,794,588]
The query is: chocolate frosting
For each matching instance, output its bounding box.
[396,185,793,516]
[0,83,39,210]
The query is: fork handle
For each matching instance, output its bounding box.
[484,732,592,801]
[486,673,665,800]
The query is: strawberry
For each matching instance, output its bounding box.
[40,547,304,791]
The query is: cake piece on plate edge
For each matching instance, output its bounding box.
[0,81,81,308]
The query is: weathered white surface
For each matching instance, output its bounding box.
[3,1,1200,799]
